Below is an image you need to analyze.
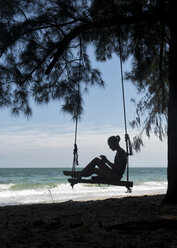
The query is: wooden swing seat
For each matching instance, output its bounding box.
[68,176,133,189]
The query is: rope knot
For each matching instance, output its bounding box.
[73,143,79,166]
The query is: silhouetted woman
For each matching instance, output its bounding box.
[63,135,127,180]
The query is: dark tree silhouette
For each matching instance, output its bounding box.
[0,0,176,203]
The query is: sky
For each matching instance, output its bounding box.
[0,50,167,168]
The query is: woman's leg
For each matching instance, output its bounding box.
[63,157,112,178]
[79,157,112,178]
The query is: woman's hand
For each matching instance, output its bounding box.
[100,155,107,163]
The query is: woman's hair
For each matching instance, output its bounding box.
[107,135,120,144]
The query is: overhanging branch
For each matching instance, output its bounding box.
[46,11,166,75]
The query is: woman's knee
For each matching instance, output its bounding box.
[92,157,101,163]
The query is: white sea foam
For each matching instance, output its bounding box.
[0,181,167,206]
[0,184,15,191]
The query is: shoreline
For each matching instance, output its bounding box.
[0,190,166,208]
[1,194,177,247]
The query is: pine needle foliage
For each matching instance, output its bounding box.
[0,0,104,118]
[0,0,170,149]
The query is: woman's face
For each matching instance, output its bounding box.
[108,140,117,151]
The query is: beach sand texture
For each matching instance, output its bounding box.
[0,194,177,248]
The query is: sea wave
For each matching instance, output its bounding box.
[0,183,15,191]
[9,182,58,191]
[0,180,167,206]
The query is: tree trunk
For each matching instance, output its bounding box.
[163,8,177,203]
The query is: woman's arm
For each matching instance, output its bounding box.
[100,155,114,168]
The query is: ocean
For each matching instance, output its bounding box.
[0,167,167,206]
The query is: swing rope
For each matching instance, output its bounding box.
[119,35,132,183]
[72,37,82,178]
[72,81,80,179]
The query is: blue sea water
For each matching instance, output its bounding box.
[0,167,167,206]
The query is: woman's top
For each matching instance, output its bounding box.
[111,147,127,180]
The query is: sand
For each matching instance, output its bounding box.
[0,194,177,248]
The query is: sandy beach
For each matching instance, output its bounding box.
[0,194,177,248]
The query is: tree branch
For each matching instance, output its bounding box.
[46,11,167,74]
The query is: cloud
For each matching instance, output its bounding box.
[0,122,167,167]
